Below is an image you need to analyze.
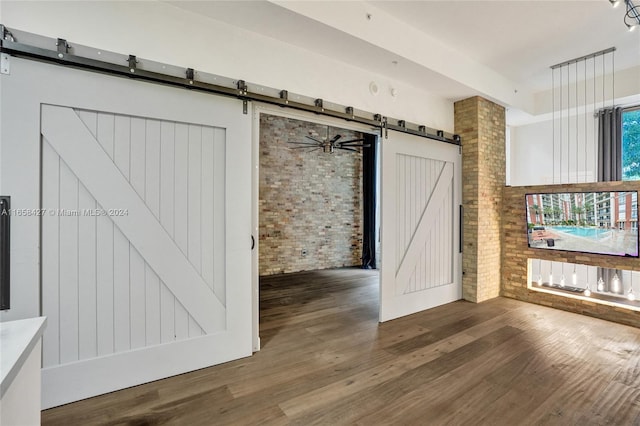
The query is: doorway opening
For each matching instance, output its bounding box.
[252,107,381,350]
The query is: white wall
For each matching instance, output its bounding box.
[0,341,42,426]
[0,0,453,132]
[509,120,554,186]
[510,97,640,186]
[509,114,600,186]
[509,62,640,186]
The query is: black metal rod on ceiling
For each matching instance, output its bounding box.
[0,25,460,146]
[550,47,616,70]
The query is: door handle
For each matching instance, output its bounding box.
[459,204,463,254]
[251,235,255,250]
[1,196,10,311]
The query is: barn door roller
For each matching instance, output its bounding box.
[0,24,460,146]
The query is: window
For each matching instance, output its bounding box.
[622,108,640,181]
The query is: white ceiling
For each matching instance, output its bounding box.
[370,0,639,92]
[170,0,639,124]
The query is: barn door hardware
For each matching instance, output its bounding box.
[127,55,138,73]
[0,196,10,310]
[459,204,464,254]
[1,25,15,42]
[0,25,462,145]
[279,90,289,104]
[454,135,462,153]
[186,67,195,85]
[345,106,354,119]
[56,38,69,55]
[1,52,9,75]
[237,80,249,114]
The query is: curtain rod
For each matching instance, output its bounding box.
[593,104,640,117]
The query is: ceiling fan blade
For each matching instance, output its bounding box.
[338,147,359,152]
[290,146,321,149]
[339,144,370,148]
[288,141,320,146]
[330,134,342,143]
[305,135,324,144]
[338,139,365,145]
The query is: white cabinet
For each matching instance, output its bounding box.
[1,317,47,425]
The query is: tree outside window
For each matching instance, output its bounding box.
[622,108,640,181]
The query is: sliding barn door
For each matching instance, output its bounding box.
[1,58,252,408]
[380,130,461,322]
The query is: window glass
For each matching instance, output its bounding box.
[622,109,640,181]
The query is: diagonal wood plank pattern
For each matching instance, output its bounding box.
[42,268,640,425]
[42,105,224,335]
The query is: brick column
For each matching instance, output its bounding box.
[454,96,506,303]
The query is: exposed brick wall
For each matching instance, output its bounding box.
[454,97,639,327]
[259,114,363,276]
[455,96,506,302]
[502,181,640,328]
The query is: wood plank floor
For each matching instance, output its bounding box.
[42,268,640,425]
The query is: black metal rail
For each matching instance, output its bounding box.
[0,25,460,146]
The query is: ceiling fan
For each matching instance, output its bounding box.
[288,126,370,153]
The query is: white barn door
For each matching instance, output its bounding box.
[1,58,252,408]
[380,130,461,322]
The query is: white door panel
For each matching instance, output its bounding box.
[1,58,252,408]
[380,130,461,322]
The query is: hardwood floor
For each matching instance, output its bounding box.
[42,268,640,425]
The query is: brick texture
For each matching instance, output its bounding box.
[455,96,506,303]
[259,114,363,276]
[502,182,640,328]
[453,97,639,328]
